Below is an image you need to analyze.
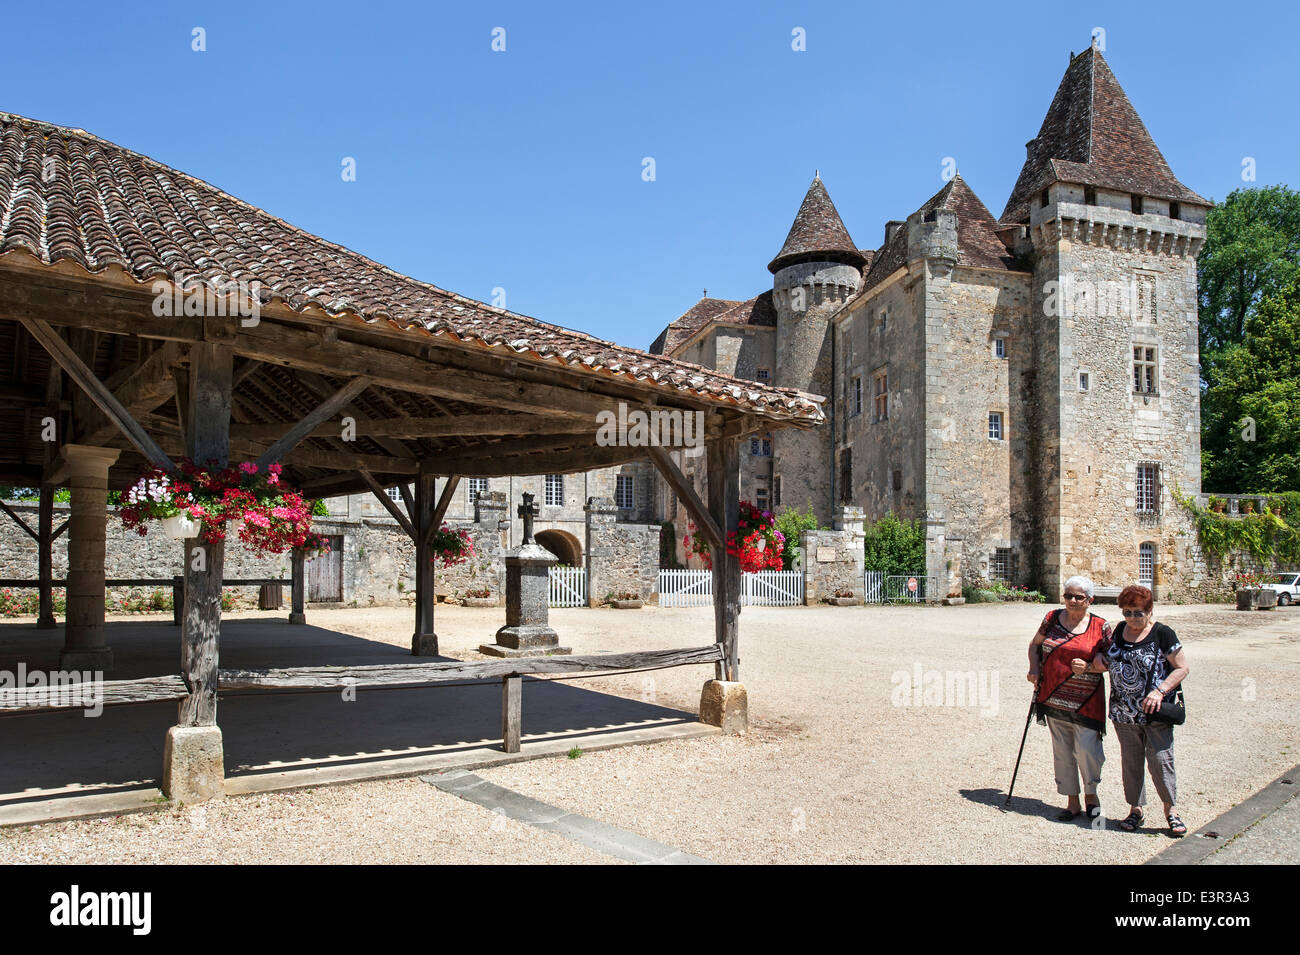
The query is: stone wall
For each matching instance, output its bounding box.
[801,508,866,604]
[584,497,660,605]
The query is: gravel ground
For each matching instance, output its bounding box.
[1,601,1295,864]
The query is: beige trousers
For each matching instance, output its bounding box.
[1046,715,1105,797]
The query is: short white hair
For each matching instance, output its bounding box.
[1063,575,1094,599]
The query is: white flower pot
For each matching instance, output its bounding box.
[161,512,200,540]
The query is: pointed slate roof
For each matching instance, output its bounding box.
[861,175,1026,295]
[1002,46,1208,223]
[767,176,867,273]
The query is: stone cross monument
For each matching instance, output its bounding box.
[479,493,571,657]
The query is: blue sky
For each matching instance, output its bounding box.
[4,1,1295,349]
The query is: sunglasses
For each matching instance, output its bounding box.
[1063,593,1089,601]
[1121,609,1149,618]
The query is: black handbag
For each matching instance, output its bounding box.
[1145,661,1186,725]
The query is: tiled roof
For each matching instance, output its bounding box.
[649,291,776,357]
[767,176,867,273]
[0,112,823,424]
[859,175,1026,295]
[1002,46,1208,224]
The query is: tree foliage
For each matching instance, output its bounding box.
[773,504,819,570]
[861,512,926,576]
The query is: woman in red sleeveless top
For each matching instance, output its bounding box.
[1026,576,1113,821]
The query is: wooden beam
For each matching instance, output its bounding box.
[51,519,69,541]
[294,369,414,461]
[254,376,372,469]
[218,645,724,689]
[229,413,586,442]
[0,501,38,541]
[358,469,416,538]
[0,674,190,712]
[707,436,741,683]
[18,318,175,471]
[423,433,600,464]
[80,340,189,446]
[428,443,646,477]
[647,446,722,551]
[396,481,415,521]
[502,676,522,754]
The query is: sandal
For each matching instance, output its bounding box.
[1056,807,1082,821]
[1120,809,1145,832]
[1167,813,1187,836]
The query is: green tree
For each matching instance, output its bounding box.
[861,512,926,576]
[1198,185,1300,356]
[773,504,819,570]
[1202,275,1300,492]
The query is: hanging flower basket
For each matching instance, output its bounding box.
[429,524,474,567]
[683,501,785,572]
[161,512,201,540]
[118,459,319,556]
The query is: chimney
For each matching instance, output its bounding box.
[884,220,905,245]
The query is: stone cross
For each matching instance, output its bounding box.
[518,492,538,545]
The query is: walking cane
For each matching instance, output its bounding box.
[1002,673,1040,811]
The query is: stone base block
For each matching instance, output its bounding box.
[162,725,225,804]
[59,647,113,672]
[412,631,438,656]
[699,680,747,734]
[288,612,306,625]
[493,623,562,651]
[478,643,572,658]
[942,597,966,606]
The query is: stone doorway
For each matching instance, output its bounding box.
[535,529,582,567]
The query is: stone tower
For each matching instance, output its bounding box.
[1003,43,1209,598]
[768,176,866,524]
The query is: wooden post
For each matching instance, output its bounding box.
[172,574,183,626]
[706,435,741,682]
[178,343,232,727]
[412,470,437,655]
[501,674,521,753]
[36,482,55,629]
[289,548,306,624]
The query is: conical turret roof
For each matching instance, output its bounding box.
[767,176,867,273]
[1001,45,1207,223]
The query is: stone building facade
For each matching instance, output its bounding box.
[647,43,1218,599]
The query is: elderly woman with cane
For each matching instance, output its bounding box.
[1072,584,1189,835]
[1026,576,1113,821]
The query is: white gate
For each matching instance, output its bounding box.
[864,571,884,604]
[549,567,586,607]
[658,569,713,607]
[742,570,804,606]
[883,574,935,603]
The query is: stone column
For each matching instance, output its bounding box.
[36,481,57,629]
[479,542,571,657]
[583,497,618,608]
[924,513,946,605]
[59,445,121,670]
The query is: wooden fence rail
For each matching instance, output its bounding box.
[0,674,189,713]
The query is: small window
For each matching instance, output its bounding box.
[385,486,404,503]
[852,376,863,416]
[466,478,489,502]
[1138,542,1156,588]
[1078,371,1090,392]
[1135,273,1157,322]
[873,371,888,422]
[773,475,782,508]
[990,547,1014,582]
[878,309,888,333]
[762,436,771,456]
[988,412,1004,441]
[544,474,564,507]
[755,486,769,512]
[750,437,772,457]
[1133,346,1158,394]
[1169,202,1180,221]
[839,450,852,504]
[1083,186,1096,205]
[993,338,1007,359]
[892,469,902,492]
[756,367,771,382]
[1131,194,1144,214]
[1040,190,1049,208]
[615,475,634,510]
[1136,463,1160,514]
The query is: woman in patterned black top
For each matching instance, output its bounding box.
[1074,584,1190,836]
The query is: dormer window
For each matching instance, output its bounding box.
[1083,186,1096,205]
[1131,194,1144,215]
[1169,202,1181,221]
[1040,190,1049,208]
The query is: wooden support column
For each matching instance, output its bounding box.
[412,469,438,656]
[289,548,306,624]
[502,674,522,753]
[706,435,741,682]
[36,482,56,629]
[163,342,232,804]
[55,445,120,669]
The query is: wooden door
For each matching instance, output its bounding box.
[307,536,344,602]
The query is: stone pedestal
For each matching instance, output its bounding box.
[162,725,225,804]
[699,680,747,734]
[479,543,570,657]
[57,445,121,672]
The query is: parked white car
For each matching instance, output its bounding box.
[1265,572,1300,606]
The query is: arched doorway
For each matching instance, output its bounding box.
[535,529,582,567]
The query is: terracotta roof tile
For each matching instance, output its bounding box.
[767,176,866,273]
[1002,47,1207,223]
[0,112,823,425]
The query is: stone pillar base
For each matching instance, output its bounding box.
[699,680,747,734]
[412,631,438,656]
[162,725,225,804]
[480,625,570,657]
[59,647,113,671]
[288,612,306,625]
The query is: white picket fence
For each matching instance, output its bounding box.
[548,566,587,608]
[864,571,884,604]
[658,569,803,607]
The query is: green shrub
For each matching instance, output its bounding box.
[659,521,680,569]
[862,512,926,576]
[774,504,820,570]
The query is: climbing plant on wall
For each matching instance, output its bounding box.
[1174,487,1300,565]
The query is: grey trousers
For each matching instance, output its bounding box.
[1113,721,1177,808]
[1046,715,1104,797]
